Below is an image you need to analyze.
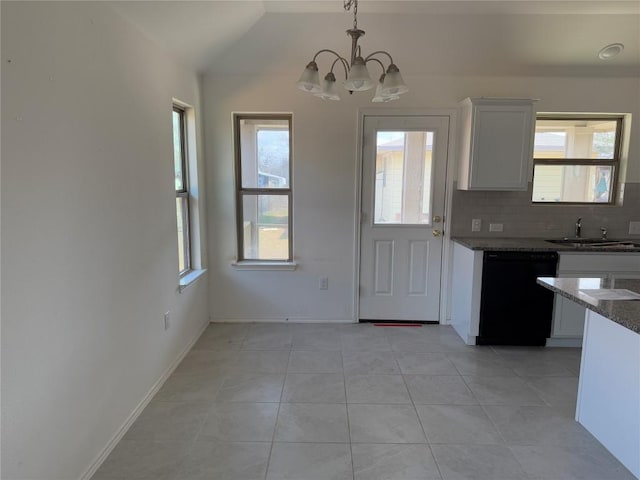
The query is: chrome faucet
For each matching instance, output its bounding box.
[575,217,582,238]
[601,227,608,240]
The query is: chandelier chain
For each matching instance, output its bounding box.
[344,0,358,30]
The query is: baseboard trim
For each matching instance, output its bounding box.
[359,320,439,325]
[209,318,355,324]
[79,319,209,480]
[546,336,583,348]
[451,322,477,345]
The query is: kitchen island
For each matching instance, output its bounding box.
[538,277,640,479]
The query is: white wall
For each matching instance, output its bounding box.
[203,74,639,322]
[1,3,208,479]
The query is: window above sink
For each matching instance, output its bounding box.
[532,115,626,205]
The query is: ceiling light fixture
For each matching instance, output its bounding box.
[598,43,624,60]
[297,0,408,102]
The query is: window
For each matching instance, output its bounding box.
[173,105,191,275]
[532,116,623,204]
[374,131,435,225]
[234,114,293,262]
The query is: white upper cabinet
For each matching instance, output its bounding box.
[457,97,537,191]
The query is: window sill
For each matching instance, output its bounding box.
[179,269,207,292]
[231,261,298,271]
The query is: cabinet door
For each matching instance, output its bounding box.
[552,295,586,337]
[552,253,640,339]
[468,105,533,190]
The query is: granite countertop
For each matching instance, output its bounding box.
[453,237,640,253]
[537,277,640,334]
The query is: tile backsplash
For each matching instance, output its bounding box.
[450,182,640,239]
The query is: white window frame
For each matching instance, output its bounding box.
[233,113,294,266]
[172,100,206,289]
[532,114,624,205]
[173,105,192,275]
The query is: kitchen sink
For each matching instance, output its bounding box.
[546,238,640,248]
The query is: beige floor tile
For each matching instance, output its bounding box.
[510,443,638,480]
[417,404,502,445]
[348,404,426,443]
[405,375,477,405]
[352,443,441,480]
[282,373,346,403]
[92,324,630,480]
[287,350,343,373]
[179,441,271,480]
[395,352,459,375]
[267,442,352,480]
[274,403,349,442]
[345,374,411,404]
[215,372,285,402]
[199,402,278,441]
[463,375,546,405]
[431,444,528,480]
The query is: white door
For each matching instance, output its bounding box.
[359,115,449,321]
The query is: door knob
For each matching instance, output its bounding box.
[433,215,442,223]
[433,230,442,237]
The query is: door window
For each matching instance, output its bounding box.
[373,131,435,225]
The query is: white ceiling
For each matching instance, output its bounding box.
[110,1,640,76]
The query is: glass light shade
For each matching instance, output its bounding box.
[344,57,373,91]
[315,72,341,101]
[372,94,400,103]
[381,65,408,96]
[372,77,399,102]
[297,61,322,93]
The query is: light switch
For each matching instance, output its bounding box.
[471,219,482,232]
[629,221,640,235]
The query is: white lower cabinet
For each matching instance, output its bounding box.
[548,253,640,346]
[552,294,588,338]
[450,242,483,345]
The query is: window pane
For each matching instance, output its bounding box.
[241,194,289,260]
[534,119,618,159]
[239,118,290,189]
[373,131,434,225]
[176,196,190,273]
[173,110,185,191]
[532,165,613,203]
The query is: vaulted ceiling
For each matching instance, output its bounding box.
[110,1,640,77]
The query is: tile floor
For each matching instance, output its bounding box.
[92,323,636,480]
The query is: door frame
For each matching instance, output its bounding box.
[352,108,459,324]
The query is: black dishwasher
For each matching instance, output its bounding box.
[477,251,558,346]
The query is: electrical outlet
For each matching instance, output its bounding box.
[164,311,170,331]
[319,277,329,290]
[471,219,482,232]
[489,223,504,232]
[629,221,640,235]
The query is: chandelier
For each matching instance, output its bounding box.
[296,0,408,102]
